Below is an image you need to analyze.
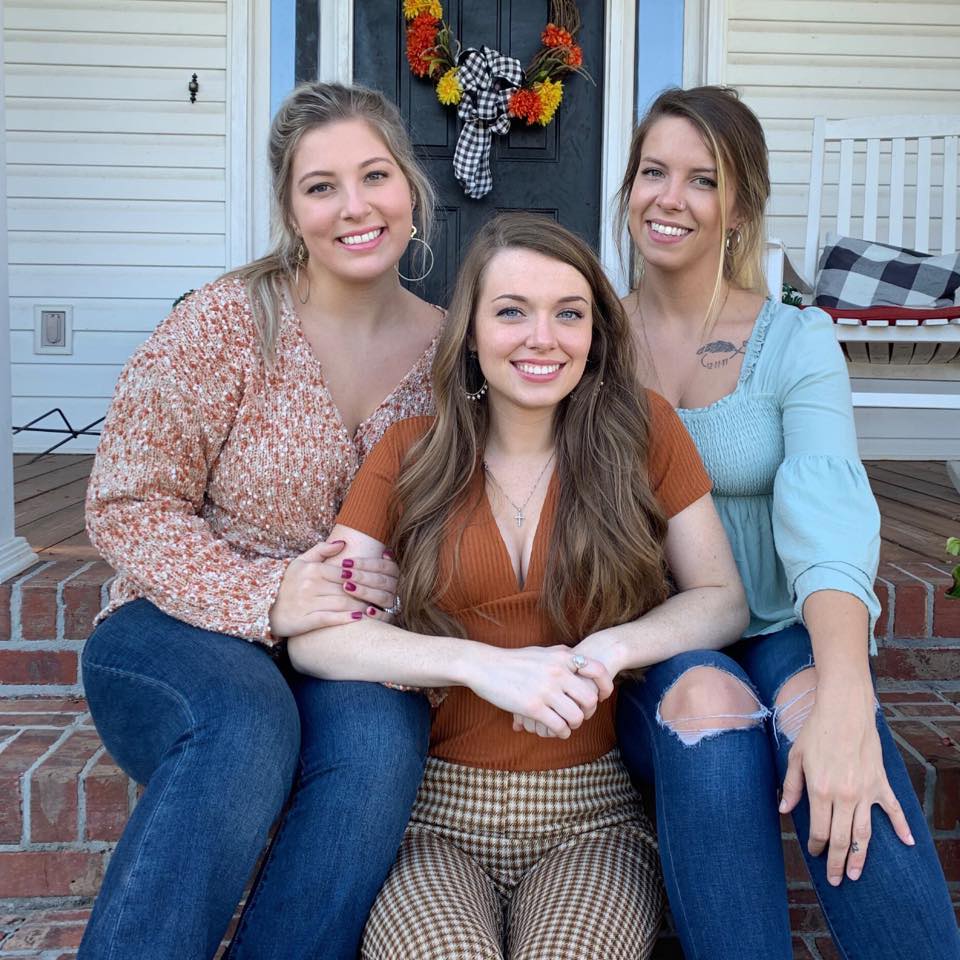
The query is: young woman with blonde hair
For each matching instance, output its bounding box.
[80,82,443,959]
[287,212,749,959]
[614,85,959,959]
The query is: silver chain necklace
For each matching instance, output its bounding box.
[482,452,556,528]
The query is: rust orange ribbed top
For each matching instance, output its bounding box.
[337,391,711,771]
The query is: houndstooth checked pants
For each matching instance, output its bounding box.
[361,751,663,959]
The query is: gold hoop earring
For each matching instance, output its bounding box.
[725,228,742,255]
[464,350,488,402]
[397,224,435,283]
[294,240,310,305]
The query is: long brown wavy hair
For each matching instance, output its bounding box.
[390,213,669,643]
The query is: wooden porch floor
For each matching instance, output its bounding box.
[11,454,960,566]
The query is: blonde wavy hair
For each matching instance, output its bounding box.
[225,82,435,365]
[388,213,670,644]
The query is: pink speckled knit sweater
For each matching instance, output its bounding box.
[86,276,437,644]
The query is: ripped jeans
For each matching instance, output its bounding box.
[616,623,959,960]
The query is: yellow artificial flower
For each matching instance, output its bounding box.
[403,0,442,19]
[436,68,462,106]
[534,79,563,126]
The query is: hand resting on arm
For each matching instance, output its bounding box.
[286,524,614,739]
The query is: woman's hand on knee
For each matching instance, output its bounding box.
[779,689,915,886]
[270,539,399,636]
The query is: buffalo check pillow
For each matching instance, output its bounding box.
[814,234,960,309]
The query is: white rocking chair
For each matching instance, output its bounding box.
[801,115,960,469]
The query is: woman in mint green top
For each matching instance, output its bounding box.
[603,86,958,960]
[677,296,881,644]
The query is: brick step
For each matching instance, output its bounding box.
[1,689,958,939]
[3,559,958,696]
[0,906,239,959]
[0,898,950,960]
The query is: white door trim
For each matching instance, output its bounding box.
[316,0,635,291]
[227,0,273,266]
[0,29,40,581]
[683,0,726,87]
[319,0,355,82]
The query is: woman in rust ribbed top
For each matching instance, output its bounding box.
[288,214,749,960]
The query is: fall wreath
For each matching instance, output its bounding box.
[402,0,590,198]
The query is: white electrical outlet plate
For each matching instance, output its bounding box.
[34,305,73,355]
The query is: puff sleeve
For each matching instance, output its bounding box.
[770,307,882,650]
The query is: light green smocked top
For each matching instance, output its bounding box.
[676,298,881,652]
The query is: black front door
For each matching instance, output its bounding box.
[349,1,606,305]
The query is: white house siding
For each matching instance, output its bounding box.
[721,0,960,461]
[5,0,228,452]
[725,0,960,273]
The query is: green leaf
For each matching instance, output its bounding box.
[947,565,960,600]
[946,536,960,557]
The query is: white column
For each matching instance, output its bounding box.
[0,29,39,582]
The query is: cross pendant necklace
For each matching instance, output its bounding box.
[482,452,556,528]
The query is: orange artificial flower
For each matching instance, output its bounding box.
[508,88,544,125]
[542,23,574,48]
[406,12,440,78]
[565,43,583,68]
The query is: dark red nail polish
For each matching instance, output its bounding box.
[331,539,346,546]
[341,559,355,568]
[366,607,377,616]
[351,611,363,620]
[340,569,353,580]
[344,582,357,592]
[382,549,396,560]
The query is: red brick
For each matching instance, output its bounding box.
[18,594,57,644]
[890,719,958,758]
[783,836,810,885]
[30,730,104,842]
[0,650,77,686]
[874,579,890,640]
[793,938,814,958]
[0,583,10,642]
[83,750,129,841]
[932,576,960,639]
[934,763,960,831]
[61,585,98,643]
[0,697,86,714]
[891,577,929,637]
[2,917,85,950]
[874,646,960,682]
[897,703,960,717]
[0,851,106,897]
[877,690,946,704]
[0,730,61,842]
[815,937,844,960]
[935,839,960,883]
[789,899,828,934]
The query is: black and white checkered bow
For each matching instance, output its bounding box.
[453,46,523,199]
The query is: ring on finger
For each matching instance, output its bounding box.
[570,654,587,671]
[385,596,401,616]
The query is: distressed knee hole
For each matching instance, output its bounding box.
[773,667,818,743]
[657,666,769,746]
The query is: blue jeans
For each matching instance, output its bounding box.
[616,624,959,960]
[78,599,430,960]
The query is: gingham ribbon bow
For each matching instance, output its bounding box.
[453,46,523,199]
